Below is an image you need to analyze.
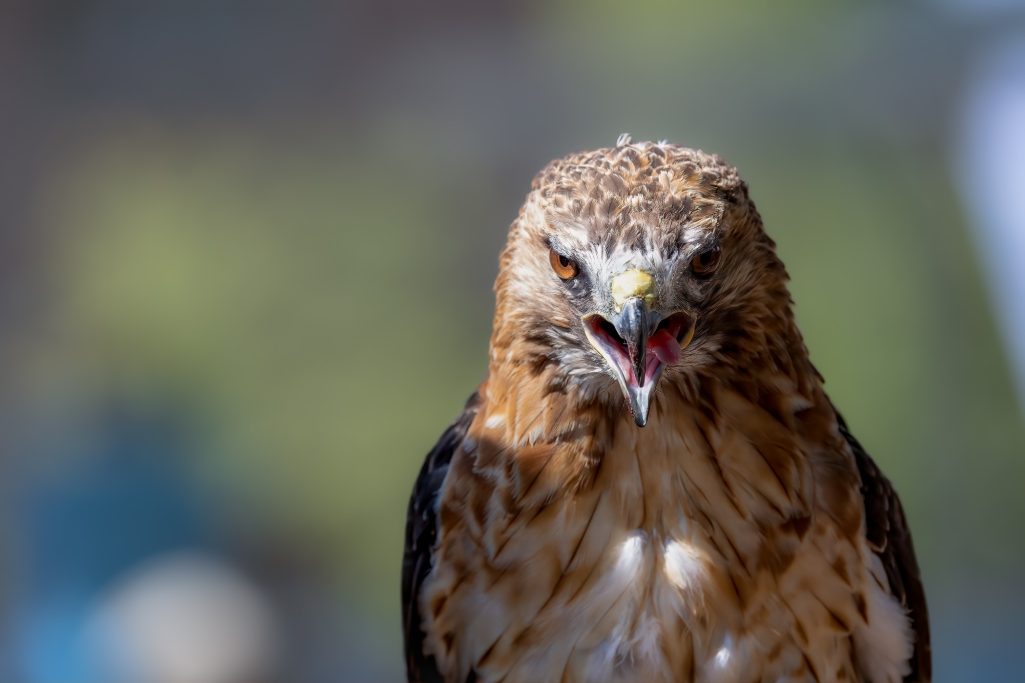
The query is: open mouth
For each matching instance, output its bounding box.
[584,311,692,389]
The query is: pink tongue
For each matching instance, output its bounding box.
[648,329,681,364]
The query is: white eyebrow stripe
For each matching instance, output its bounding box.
[680,225,718,247]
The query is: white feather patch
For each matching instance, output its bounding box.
[700,632,744,683]
[614,532,646,581]
[853,566,914,683]
[662,539,707,594]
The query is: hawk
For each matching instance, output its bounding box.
[402,138,930,683]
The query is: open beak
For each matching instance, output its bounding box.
[582,270,695,426]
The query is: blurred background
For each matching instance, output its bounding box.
[1,1,1024,681]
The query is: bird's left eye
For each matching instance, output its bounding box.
[690,245,722,277]
[549,248,580,281]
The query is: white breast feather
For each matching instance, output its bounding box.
[853,554,914,683]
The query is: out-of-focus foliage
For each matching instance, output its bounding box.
[39,131,490,607]
[2,2,1023,681]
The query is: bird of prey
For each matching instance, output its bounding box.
[402,138,930,683]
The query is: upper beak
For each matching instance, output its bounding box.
[617,297,650,390]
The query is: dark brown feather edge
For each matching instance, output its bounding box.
[836,410,932,682]
[402,393,481,683]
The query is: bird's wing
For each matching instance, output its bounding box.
[402,392,481,683]
[836,412,932,682]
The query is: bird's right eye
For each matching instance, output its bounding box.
[549,248,580,281]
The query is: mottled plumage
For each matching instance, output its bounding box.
[403,139,929,682]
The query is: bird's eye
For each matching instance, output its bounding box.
[549,248,579,281]
[690,245,721,277]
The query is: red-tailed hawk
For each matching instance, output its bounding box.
[402,138,930,682]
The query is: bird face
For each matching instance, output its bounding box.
[544,228,722,426]
[492,143,784,428]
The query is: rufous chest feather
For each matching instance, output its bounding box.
[421,386,911,683]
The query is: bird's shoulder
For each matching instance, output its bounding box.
[837,411,932,682]
[402,391,481,683]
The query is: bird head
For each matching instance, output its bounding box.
[491,139,797,427]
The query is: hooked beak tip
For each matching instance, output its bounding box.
[626,383,652,427]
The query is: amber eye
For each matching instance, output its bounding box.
[690,245,722,277]
[549,248,579,280]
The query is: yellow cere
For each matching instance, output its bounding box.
[610,269,656,310]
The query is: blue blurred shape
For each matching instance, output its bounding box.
[11,406,211,683]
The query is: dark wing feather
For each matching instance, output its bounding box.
[836,411,932,682]
[402,393,480,683]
